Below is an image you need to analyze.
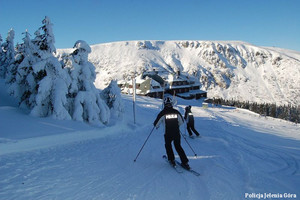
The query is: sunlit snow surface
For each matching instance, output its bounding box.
[0,80,299,200]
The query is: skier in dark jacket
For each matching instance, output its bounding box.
[184,105,200,137]
[153,97,190,169]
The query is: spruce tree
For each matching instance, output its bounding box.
[63,40,110,125]
[101,80,124,118]
[30,16,71,120]
[0,29,15,78]
[11,30,39,107]
[0,34,2,64]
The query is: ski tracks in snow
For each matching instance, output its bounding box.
[1,101,299,200]
[196,106,300,197]
[0,124,207,200]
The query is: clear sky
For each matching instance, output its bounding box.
[1,0,300,51]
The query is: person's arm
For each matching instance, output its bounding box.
[154,110,165,127]
[184,111,187,120]
[177,111,184,126]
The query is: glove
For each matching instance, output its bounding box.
[153,122,159,129]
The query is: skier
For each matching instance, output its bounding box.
[153,97,190,169]
[184,105,200,137]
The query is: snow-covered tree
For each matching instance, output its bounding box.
[6,44,22,97]
[62,40,110,125]
[33,16,56,54]
[0,29,15,78]
[29,16,71,120]
[0,34,2,60]
[0,34,3,78]
[6,30,32,97]
[10,30,41,107]
[101,80,124,118]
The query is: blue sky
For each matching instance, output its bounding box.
[1,0,300,51]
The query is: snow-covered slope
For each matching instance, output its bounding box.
[83,40,300,106]
[1,79,300,200]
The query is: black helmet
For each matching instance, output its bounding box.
[185,105,192,110]
[164,97,173,107]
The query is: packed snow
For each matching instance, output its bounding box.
[1,79,299,200]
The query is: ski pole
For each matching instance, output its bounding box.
[184,120,188,137]
[180,130,197,157]
[134,126,155,162]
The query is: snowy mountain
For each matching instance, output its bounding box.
[1,79,300,200]
[71,40,300,106]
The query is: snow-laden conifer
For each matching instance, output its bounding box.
[101,80,124,118]
[11,30,40,108]
[0,34,2,61]
[0,29,15,78]
[0,34,3,78]
[6,30,34,98]
[63,40,110,125]
[33,16,56,54]
[29,16,71,120]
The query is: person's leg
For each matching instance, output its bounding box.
[187,124,193,136]
[173,138,188,164]
[164,135,175,161]
[191,125,200,136]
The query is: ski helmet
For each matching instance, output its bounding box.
[164,97,173,107]
[185,105,192,110]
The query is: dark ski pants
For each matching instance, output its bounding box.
[164,135,189,164]
[187,122,200,136]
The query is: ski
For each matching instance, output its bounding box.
[183,134,192,139]
[175,160,200,176]
[162,155,183,173]
[188,135,195,139]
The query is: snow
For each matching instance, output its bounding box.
[0,79,300,200]
[73,40,91,54]
[59,40,300,106]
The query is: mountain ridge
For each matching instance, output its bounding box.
[59,40,300,106]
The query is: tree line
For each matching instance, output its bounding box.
[211,98,300,123]
[0,16,123,126]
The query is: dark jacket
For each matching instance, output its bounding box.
[184,107,194,124]
[154,106,184,139]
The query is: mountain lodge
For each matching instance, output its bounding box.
[118,70,207,100]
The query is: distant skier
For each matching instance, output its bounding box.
[153,97,190,169]
[184,105,200,138]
